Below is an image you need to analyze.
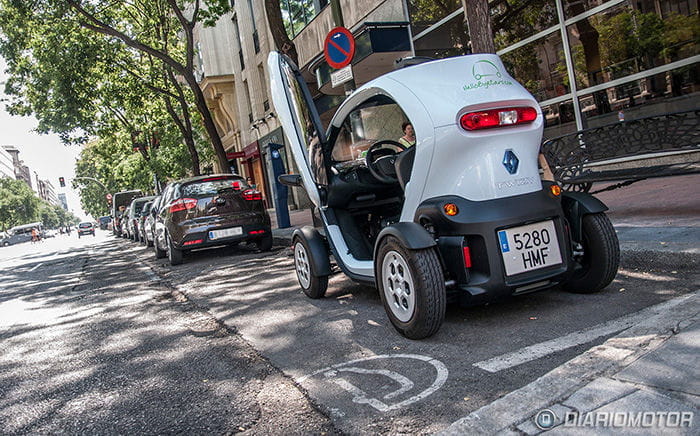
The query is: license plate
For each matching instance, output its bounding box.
[497,220,562,276]
[209,227,242,240]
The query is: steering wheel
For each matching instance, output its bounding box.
[365,140,407,184]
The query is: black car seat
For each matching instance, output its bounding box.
[394,146,415,190]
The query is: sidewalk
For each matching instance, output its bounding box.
[268,175,698,434]
[441,293,699,435]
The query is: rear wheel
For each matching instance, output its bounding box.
[377,236,446,339]
[293,237,328,299]
[166,232,183,265]
[256,233,273,252]
[565,212,619,293]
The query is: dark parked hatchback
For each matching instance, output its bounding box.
[153,174,272,265]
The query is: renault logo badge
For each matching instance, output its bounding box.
[503,149,519,175]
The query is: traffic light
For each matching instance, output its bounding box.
[59,177,65,187]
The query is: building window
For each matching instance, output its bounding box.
[472,0,700,136]
[233,14,245,70]
[244,80,253,124]
[248,0,260,53]
[258,64,269,112]
[280,0,329,39]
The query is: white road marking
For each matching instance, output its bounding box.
[28,263,43,272]
[473,293,695,373]
[297,354,448,412]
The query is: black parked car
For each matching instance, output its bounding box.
[153,174,272,265]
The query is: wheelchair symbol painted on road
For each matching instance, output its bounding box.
[297,354,448,412]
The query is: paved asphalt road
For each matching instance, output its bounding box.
[0,233,337,435]
[1,219,697,434]
[120,233,696,433]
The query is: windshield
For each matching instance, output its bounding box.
[79,223,92,228]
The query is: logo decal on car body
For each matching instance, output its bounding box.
[503,149,519,175]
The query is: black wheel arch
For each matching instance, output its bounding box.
[561,191,609,242]
[293,226,331,276]
[373,222,437,285]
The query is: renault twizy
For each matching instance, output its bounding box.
[269,52,619,339]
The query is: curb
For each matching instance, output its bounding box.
[439,292,699,435]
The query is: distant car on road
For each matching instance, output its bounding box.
[153,174,272,265]
[77,222,96,237]
[112,190,143,237]
[126,196,157,242]
[142,195,162,248]
[98,216,111,230]
[1,222,44,246]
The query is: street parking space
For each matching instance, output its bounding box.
[130,236,698,434]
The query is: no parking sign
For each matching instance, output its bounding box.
[324,27,355,69]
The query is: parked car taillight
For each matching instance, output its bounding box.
[169,198,198,212]
[241,189,262,201]
[459,107,537,131]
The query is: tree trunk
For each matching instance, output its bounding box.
[463,0,495,54]
[181,70,230,173]
[263,0,298,65]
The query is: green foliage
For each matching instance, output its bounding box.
[0,177,78,230]
[0,178,41,231]
[0,0,230,216]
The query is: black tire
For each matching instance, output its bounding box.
[565,212,619,293]
[154,234,167,259]
[3,241,9,247]
[376,236,446,339]
[166,232,183,266]
[256,233,273,252]
[293,237,328,299]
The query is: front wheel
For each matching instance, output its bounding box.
[293,237,328,299]
[565,212,619,293]
[376,236,446,339]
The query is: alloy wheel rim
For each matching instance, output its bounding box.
[381,250,415,323]
[294,243,311,289]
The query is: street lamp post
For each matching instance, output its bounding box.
[73,176,108,192]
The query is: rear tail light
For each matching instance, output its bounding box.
[242,189,262,201]
[232,181,242,190]
[249,229,266,235]
[183,239,203,246]
[460,107,537,131]
[168,198,198,213]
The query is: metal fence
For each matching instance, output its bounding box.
[541,108,700,192]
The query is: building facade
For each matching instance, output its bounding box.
[195,0,311,210]
[0,145,14,179]
[2,145,33,189]
[58,193,69,211]
[195,0,698,211]
[35,174,58,205]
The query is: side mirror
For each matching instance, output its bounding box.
[278,174,303,187]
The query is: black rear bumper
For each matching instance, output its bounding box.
[414,188,573,304]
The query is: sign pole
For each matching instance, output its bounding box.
[329,0,355,93]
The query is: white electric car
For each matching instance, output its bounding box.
[269,52,619,339]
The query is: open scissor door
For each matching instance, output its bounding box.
[267,52,328,207]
